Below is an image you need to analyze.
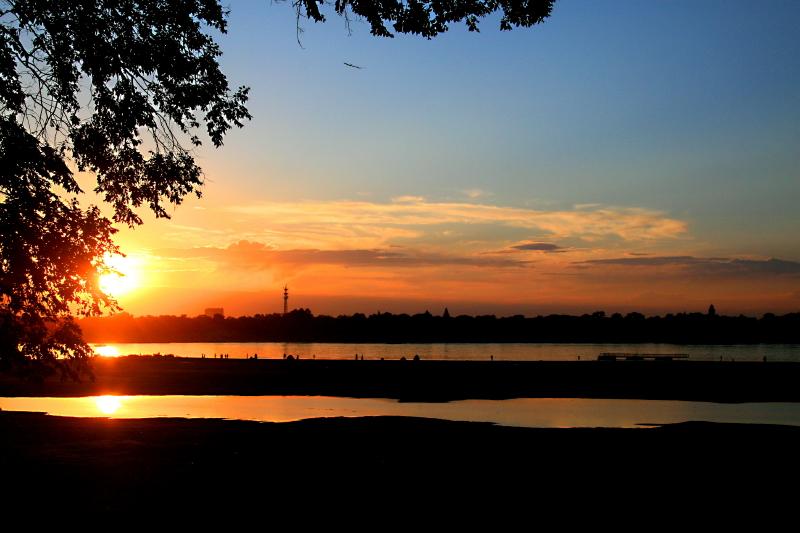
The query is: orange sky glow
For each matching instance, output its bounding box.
[98,188,800,317]
[78,2,800,318]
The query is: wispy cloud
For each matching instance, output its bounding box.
[511,242,568,252]
[575,256,800,278]
[225,198,688,247]
[462,188,491,199]
[391,195,427,203]
[162,240,529,270]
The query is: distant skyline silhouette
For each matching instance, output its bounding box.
[80,307,800,345]
[112,282,800,318]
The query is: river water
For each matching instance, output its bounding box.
[2,395,800,428]
[90,341,800,362]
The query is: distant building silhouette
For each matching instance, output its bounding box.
[708,304,717,317]
[204,307,224,318]
[283,285,289,315]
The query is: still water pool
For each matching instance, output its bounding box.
[2,395,799,428]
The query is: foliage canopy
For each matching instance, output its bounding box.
[0,0,250,375]
[293,0,554,38]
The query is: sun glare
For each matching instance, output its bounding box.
[94,345,121,357]
[99,254,142,298]
[95,395,123,415]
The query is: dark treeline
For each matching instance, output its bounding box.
[79,307,800,344]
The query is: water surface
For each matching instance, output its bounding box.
[3,395,800,428]
[90,341,800,362]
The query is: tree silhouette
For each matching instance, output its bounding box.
[292,1,555,38]
[0,0,249,374]
[0,0,554,374]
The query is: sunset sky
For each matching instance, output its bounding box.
[89,0,800,317]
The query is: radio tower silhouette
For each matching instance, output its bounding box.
[283,285,288,315]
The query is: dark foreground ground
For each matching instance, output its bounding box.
[4,358,800,519]
[3,356,800,402]
[3,411,799,518]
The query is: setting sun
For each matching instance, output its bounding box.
[99,254,142,298]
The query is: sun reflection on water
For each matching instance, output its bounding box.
[95,395,123,415]
[1,396,799,428]
[94,345,121,357]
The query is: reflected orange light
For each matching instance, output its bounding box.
[95,395,122,415]
[94,345,120,357]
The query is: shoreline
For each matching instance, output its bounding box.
[4,356,800,402]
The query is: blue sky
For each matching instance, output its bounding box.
[207,1,800,253]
